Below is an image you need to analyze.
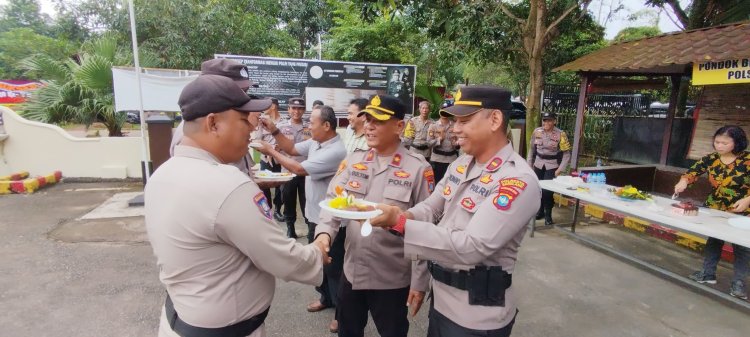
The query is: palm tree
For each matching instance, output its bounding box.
[20,34,158,137]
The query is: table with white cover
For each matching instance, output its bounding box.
[535,178,750,310]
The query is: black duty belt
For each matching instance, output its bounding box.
[412,144,429,150]
[428,261,512,306]
[165,295,269,337]
[433,148,458,157]
[536,153,561,160]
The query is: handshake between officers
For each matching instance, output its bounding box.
[370,86,541,337]
[144,75,331,337]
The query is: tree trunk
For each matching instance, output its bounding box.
[526,52,544,145]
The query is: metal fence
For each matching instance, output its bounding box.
[541,84,676,166]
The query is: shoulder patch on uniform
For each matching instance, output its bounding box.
[253,192,273,220]
[486,157,503,172]
[559,132,571,151]
[423,168,435,193]
[336,160,347,176]
[500,178,527,190]
[394,170,410,178]
[352,163,368,171]
[493,178,529,211]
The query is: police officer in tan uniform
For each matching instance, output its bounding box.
[427,103,459,183]
[145,75,328,337]
[527,112,571,226]
[314,95,433,337]
[277,97,311,238]
[371,86,541,337]
[404,101,435,160]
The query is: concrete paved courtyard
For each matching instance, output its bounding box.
[1,182,748,337]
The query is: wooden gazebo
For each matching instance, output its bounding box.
[554,21,750,169]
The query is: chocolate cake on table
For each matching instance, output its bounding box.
[671,201,698,216]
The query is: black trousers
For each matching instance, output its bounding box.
[431,161,451,185]
[337,275,410,337]
[534,165,556,216]
[316,228,346,308]
[260,161,283,212]
[283,175,306,224]
[427,300,517,337]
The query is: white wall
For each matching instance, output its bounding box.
[0,106,143,178]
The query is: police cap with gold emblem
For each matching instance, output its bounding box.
[441,85,513,117]
[358,94,406,121]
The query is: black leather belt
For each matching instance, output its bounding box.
[165,295,269,337]
[428,261,512,306]
[536,153,560,160]
[428,261,469,290]
[412,144,429,150]
[433,148,458,157]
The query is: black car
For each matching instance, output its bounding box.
[510,101,527,119]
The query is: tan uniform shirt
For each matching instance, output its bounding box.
[316,146,434,291]
[277,119,310,171]
[427,120,459,163]
[404,117,435,159]
[146,145,323,335]
[526,127,571,171]
[402,143,541,330]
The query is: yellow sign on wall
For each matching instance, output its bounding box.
[692,58,750,85]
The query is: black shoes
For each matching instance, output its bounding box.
[545,214,553,226]
[274,210,285,222]
[286,223,298,239]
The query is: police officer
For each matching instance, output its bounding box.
[527,112,571,226]
[404,101,435,160]
[314,94,432,337]
[370,86,541,337]
[427,102,459,183]
[277,97,311,238]
[145,75,328,337]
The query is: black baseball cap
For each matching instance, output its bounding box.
[542,112,557,120]
[179,75,272,121]
[288,97,305,108]
[441,85,514,117]
[358,94,406,121]
[201,59,256,89]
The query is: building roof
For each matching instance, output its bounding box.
[554,21,750,75]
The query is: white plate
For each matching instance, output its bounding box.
[254,171,295,182]
[248,142,262,149]
[728,217,750,230]
[319,199,383,220]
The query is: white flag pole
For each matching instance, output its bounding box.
[128,0,150,181]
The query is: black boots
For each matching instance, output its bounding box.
[544,208,553,226]
[286,222,298,239]
[536,209,544,220]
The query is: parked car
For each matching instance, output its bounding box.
[510,101,527,119]
[119,111,140,124]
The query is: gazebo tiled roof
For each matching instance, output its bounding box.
[554,21,750,75]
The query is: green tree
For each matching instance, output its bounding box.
[613,26,661,43]
[20,34,158,136]
[0,27,75,79]
[0,0,50,34]
[280,0,332,58]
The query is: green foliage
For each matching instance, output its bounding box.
[0,0,50,34]
[0,27,75,79]
[280,0,333,58]
[613,26,661,43]
[20,35,138,137]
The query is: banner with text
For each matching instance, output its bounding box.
[0,80,43,106]
[692,58,750,85]
[216,54,416,114]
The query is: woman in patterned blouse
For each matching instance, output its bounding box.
[674,125,750,300]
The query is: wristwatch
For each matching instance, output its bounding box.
[271,128,280,136]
